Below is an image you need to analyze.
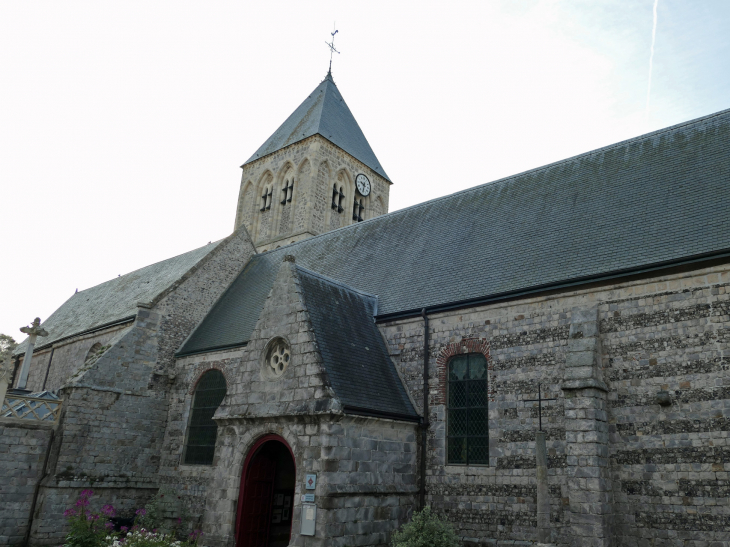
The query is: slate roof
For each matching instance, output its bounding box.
[179,108,730,356]
[296,267,417,419]
[14,242,220,355]
[243,72,391,181]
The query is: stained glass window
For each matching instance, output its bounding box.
[447,353,489,465]
[183,369,227,465]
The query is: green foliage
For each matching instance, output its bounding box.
[391,506,461,547]
[61,490,202,547]
[103,529,185,547]
[62,490,113,547]
[0,333,17,367]
[135,487,190,537]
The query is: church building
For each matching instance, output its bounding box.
[2,71,730,547]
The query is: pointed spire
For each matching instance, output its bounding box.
[243,76,390,181]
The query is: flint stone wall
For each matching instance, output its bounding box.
[380,262,730,547]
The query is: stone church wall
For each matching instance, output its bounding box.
[0,420,55,547]
[236,135,391,252]
[380,262,730,547]
[18,323,133,393]
[24,227,257,545]
[602,271,730,546]
[158,257,418,547]
[194,414,417,547]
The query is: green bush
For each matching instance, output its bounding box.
[391,506,461,547]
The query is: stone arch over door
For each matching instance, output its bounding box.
[236,434,296,547]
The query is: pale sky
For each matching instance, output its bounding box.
[2,0,729,339]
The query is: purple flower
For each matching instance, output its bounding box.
[176,517,182,525]
[135,508,146,516]
[120,526,128,532]
[63,508,77,517]
[189,530,203,540]
[102,504,116,517]
[75,497,90,507]
[79,489,94,498]
[104,522,114,530]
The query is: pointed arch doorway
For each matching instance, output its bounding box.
[236,435,296,547]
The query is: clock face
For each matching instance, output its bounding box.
[355,174,371,196]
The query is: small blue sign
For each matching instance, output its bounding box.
[305,474,317,490]
[303,494,315,502]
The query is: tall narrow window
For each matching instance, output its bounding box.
[447,353,488,465]
[184,369,227,465]
[281,179,293,205]
[331,185,344,213]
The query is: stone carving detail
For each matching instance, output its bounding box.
[263,337,291,379]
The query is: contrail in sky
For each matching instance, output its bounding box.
[646,0,659,122]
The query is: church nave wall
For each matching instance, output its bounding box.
[379,262,730,547]
[601,269,730,547]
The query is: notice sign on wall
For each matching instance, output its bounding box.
[305,474,317,490]
[301,503,316,536]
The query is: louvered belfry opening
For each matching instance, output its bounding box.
[184,369,227,465]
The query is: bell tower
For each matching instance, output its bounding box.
[234,72,392,252]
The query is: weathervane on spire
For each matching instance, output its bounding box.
[325,24,340,74]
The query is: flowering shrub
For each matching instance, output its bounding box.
[61,490,202,547]
[102,529,182,547]
[390,506,460,547]
[63,490,112,547]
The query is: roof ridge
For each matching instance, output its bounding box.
[295,265,377,300]
[73,240,221,296]
[255,106,730,257]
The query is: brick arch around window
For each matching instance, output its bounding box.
[187,364,232,395]
[434,338,493,405]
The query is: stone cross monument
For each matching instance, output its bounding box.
[16,318,48,391]
[526,383,557,547]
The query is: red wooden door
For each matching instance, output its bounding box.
[238,452,276,547]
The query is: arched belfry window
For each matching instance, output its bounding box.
[331,184,344,213]
[280,178,293,205]
[261,185,273,211]
[352,197,364,222]
[184,369,227,465]
[447,353,488,465]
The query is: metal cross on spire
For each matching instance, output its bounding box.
[325,25,340,74]
[524,383,557,431]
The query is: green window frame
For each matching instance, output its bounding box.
[447,353,489,465]
[183,369,227,465]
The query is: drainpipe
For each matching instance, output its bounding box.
[419,308,430,510]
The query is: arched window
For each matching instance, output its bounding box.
[261,185,272,211]
[280,178,293,205]
[331,184,344,213]
[447,353,488,465]
[184,369,227,465]
[352,197,364,222]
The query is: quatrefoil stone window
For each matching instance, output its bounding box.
[263,338,291,379]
